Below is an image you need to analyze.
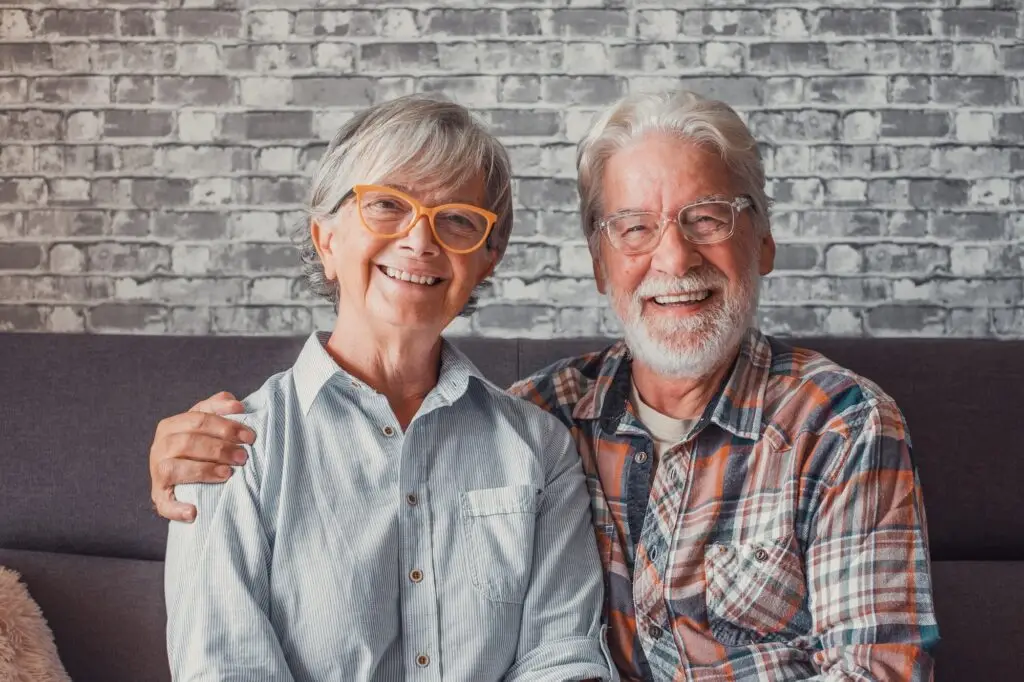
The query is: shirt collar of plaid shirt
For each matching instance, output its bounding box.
[571,327,772,441]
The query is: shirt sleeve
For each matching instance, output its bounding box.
[502,420,618,682]
[164,440,294,682]
[801,399,940,680]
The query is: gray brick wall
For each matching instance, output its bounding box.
[1,0,1022,338]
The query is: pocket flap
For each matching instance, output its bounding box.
[704,534,809,646]
[461,484,540,516]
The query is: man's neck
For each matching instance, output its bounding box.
[629,348,739,421]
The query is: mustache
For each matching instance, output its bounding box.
[632,268,729,299]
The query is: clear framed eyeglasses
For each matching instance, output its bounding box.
[597,195,753,255]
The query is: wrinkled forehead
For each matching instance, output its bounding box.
[603,138,739,211]
[371,167,488,208]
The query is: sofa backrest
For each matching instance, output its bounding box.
[2,332,1023,681]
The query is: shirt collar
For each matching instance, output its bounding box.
[293,331,343,415]
[292,331,486,415]
[575,328,772,442]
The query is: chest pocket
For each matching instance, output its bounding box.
[703,533,810,646]
[461,485,540,604]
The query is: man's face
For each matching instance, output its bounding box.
[593,132,776,379]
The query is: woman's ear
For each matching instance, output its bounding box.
[310,218,337,281]
[476,247,499,285]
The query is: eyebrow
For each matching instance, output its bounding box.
[386,183,481,207]
[607,193,732,216]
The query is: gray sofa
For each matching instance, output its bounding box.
[1,332,1022,681]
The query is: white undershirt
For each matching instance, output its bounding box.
[630,381,695,461]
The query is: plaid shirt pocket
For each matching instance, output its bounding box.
[703,534,809,647]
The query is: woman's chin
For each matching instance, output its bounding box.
[366,306,452,336]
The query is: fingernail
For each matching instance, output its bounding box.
[185,508,196,523]
[217,465,233,479]
[240,429,256,444]
[233,449,248,465]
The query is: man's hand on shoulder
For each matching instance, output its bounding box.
[149,391,256,523]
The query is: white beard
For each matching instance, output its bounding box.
[606,262,761,379]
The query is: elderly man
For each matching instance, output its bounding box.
[149,90,938,680]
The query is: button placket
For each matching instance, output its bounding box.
[398,429,440,681]
[634,443,692,670]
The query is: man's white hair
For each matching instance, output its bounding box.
[576,89,772,254]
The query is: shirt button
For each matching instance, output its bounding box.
[409,569,423,583]
[754,548,769,562]
[406,493,418,506]
[648,624,663,640]
[416,653,430,667]
[381,425,396,437]
[634,450,649,464]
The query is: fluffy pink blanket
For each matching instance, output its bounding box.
[0,567,69,682]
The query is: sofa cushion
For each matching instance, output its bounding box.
[0,549,168,682]
[0,333,518,561]
[932,560,1024,680]
[518,336,1024,562]
[0,549,1016,680]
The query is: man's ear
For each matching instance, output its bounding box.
[758,229,776,276]
[310,218,337,281]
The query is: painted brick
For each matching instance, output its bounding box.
[104,110,173,138]
[165,10,242,39]
[0,2,1018,339]
[38,11,116,37]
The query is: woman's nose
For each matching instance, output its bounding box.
[397,215,442,256]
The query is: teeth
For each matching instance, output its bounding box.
[653,290,711,305]
[384,267,438,286]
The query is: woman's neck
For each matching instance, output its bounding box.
[325,313,443,430]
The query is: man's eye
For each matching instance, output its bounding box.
[616,220,654,234]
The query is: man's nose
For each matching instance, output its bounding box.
[650,219,703,274]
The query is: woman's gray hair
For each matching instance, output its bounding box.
[577,90,772,253]
[297,94,514,313]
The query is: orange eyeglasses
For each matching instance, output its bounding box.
[332,184,498,255]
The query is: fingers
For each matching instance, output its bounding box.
[160,431,249,468]
[156,411,254,450]
[191,391,244,416]
[153,486,198,524]
[186,410,254,444]
[157,456,234,486]
[151,459,235,523]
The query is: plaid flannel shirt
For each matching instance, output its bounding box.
[509,328,939,681]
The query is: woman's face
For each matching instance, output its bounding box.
[312,173,498,336]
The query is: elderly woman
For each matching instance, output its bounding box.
[164,95,613,681]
